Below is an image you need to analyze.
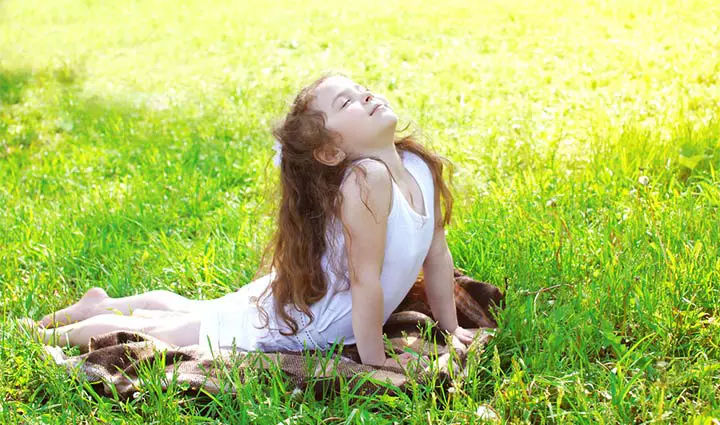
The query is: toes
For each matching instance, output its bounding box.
[16,317,34,328]
[38,316,52,328]
[16,317,43,342]
[39,313,68,328]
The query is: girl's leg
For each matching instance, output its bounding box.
[39,287,206,328]
[32,313,201,352]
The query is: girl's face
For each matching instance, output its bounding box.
[311,76,397,161]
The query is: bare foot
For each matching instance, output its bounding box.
[18,317,70,346]
[16,317,44,343]
[38,287,110,328]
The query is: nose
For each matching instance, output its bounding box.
[362,91,373,103]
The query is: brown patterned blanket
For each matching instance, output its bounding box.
[40,268,504,401]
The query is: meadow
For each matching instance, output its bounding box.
[1,0,719,423]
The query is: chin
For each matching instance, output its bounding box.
[377,112,398,128]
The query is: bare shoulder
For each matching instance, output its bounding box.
[339,158,393,222]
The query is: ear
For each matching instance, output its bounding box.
[313,144,346,166]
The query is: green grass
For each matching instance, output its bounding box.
[1,0,719,422]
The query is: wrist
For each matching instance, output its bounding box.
[362,354,388,367]
[366,356,395,368]
[440,322,459,333]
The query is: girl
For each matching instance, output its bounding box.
[19,73,479,369]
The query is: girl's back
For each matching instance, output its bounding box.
[251,149,436,351]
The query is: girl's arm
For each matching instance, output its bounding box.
[422,196,478,347]
[340,160,392,366]
[421,199,460,333]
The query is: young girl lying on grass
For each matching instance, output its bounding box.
[19,73,480,370]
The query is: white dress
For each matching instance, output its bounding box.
[196,150,436,353]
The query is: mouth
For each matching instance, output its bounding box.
[370,103,384,116]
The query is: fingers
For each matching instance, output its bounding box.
[382,358,403,369]
[448,332,471,351]
[451,337,469,351]
[383,352,429,370]
[395,351,431,369]
[453,327,478,345]
[458,332,473,345]
[397,353,414,367]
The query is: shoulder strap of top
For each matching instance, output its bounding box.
[402,150,429,181]
[402,150,434,211]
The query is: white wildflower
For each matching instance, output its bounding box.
[272,139,283,168]
[475,404,499,421]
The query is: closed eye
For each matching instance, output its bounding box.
[341,98,351,109]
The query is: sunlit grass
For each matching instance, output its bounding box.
[1,0,719,422]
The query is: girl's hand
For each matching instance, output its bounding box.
[382,351,430,370]
[449,326,479,348]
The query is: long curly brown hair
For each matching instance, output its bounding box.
[252,72,456,337]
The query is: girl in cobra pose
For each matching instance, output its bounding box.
[20,73,479,369]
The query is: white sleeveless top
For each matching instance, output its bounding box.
[302,149,436,345]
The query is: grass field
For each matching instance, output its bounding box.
[2,0,720,422]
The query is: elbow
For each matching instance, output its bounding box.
[423,246,453,268]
